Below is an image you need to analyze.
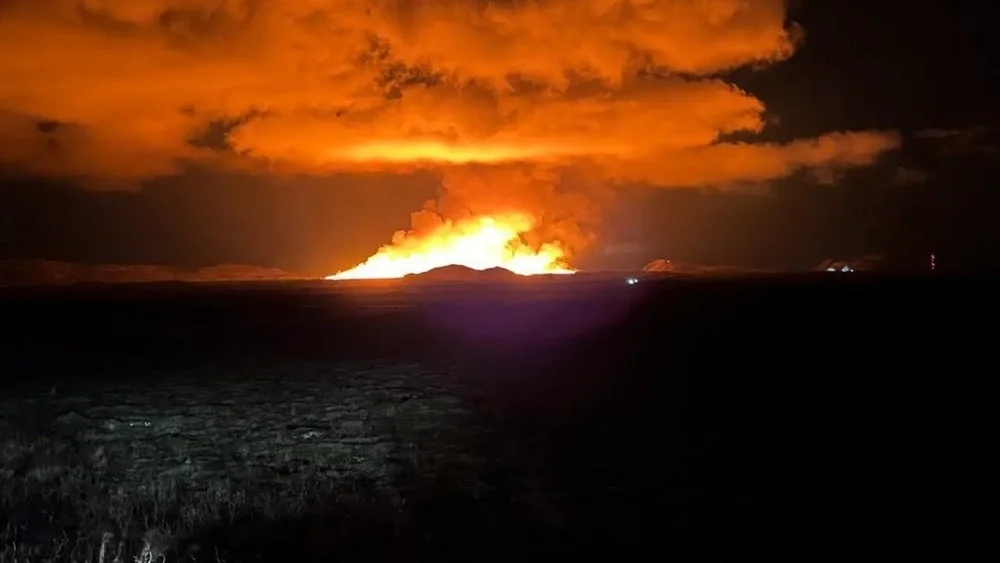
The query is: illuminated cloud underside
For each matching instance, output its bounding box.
[331,140,623,165]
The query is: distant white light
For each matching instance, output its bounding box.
[626,277,639,285]
[826,267,836,272]
[841,265,853,272]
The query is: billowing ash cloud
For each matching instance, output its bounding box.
[0,1,901,264]
[0,0,897,183]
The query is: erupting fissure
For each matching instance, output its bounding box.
[325,213,575,280]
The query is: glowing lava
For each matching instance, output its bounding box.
[326,213,575,280]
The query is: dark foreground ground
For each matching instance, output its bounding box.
[0,274,994,562]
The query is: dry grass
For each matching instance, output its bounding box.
[0,432,410,562]
[0,361,530,563]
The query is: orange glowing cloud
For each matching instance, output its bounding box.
[0,1,904,278]
[326,212,574,280]
[0,0,896,187]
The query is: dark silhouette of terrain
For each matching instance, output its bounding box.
[0,259,304,287]
[0,274,992,562]
[403,264,521,282]
[642,257,776,274]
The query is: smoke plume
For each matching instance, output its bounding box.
[0,1,900,260]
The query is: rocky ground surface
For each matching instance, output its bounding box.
[0,361,531,562]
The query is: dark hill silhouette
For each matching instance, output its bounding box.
[0,259,303,286]
[403,264,521,283]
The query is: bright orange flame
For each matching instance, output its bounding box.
[326,213,575,280]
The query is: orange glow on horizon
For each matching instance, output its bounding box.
[0,1,902,283]
[326,213,575,280]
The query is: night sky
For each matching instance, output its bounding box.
[1,1,997,275]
